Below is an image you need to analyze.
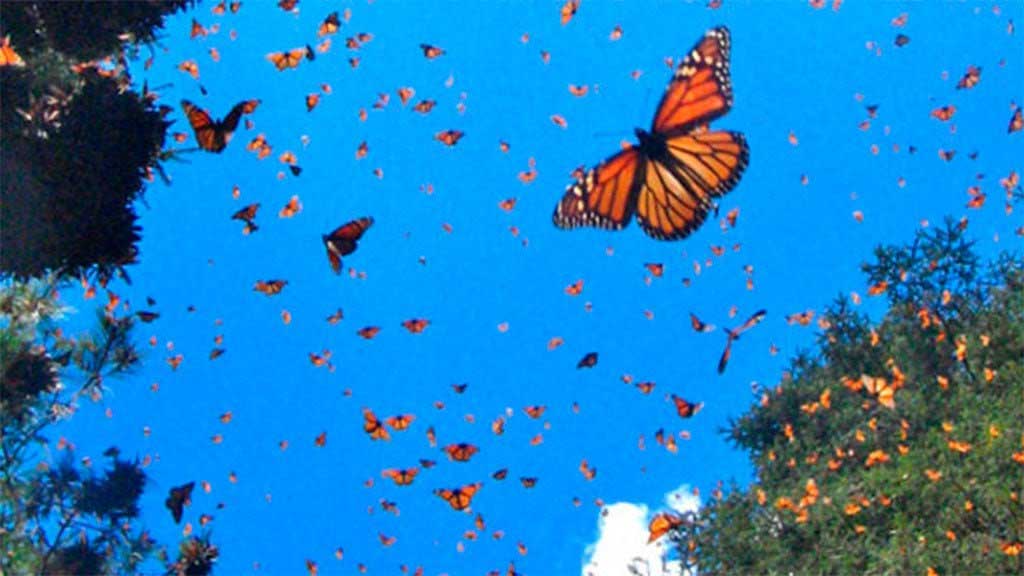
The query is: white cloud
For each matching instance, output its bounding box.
[664,483,701,516]
[581,485,699,576]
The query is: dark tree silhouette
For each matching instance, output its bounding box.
[0,1,192,282]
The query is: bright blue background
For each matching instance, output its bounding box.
[53,1,1020,574]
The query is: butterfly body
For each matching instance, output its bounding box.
[553,27,748,241]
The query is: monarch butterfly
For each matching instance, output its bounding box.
[385,414,415,430]
[647,511,683,542]
[492,468,508,480]
[165,481,195,524]
[357,326,380,339]
[381,467,419,486]
[420,43,445,59]
[305,93,320,112]
[553,27,748,240]
[136,311,160,323]
[644,262,664,277]
[560,0,579,25]
[894,33,910,47]
[266,47,308,70]
[413,99,436,114]
[0,35,26,67]
[718,309,766,373]
[579,459,597,480]
[318,11,340,37]
[576,352,598,369]
[931,105,956,122]
[636,381,655,394]
[278,196,301,218]
[524,405,546,419]
[956,65,981,90]
[785,310,814,326]
[451,383,468,394]
[401,318,430,333]
[519,477,538,488]
[397,87,414,105]
[253,279,287,296]
[689,313,715,333]
[363,408,390,440]
[435,129,464,146]
[314,431,327,447]
[1009,106,1022,133]
[670,394,703,418]
[323,217,373,274]
[569,84,589,97]
[181,99,258,153]
[434,483,482,511]
[444,443,479,462]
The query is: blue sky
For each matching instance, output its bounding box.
[52,1,1021,574]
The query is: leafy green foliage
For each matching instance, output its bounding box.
[0,279,215,575]
[676,221,1024,575]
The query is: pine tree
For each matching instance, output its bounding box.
[675,220,1023,575]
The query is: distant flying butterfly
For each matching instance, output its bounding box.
[434,483,482,511]
[435,130,464,147]
[718,309,766,374]
[253,279,287,296]
[689,313,715,333]
[420,43,445,59]
[323,217,373,274]
[363,408,390,441]
[381,468,419,486]
[266,47,309,70]
[553,27,748,240]
[444,443,480,462]
[670,394,703,418]
[576,352,598,369]
[165,481,195,524]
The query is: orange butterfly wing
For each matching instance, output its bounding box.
[634,128,748,240]
[553,148,642,231]
[553,27,748,241]
[182,100,220,152]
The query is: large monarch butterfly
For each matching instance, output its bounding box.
[553,27,748,240]
[165,481,195,524]
[434,482,482,511]
[181,99,259,153]
[323,217,373,274]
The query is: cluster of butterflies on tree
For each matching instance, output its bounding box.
[5,0,1017,572]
